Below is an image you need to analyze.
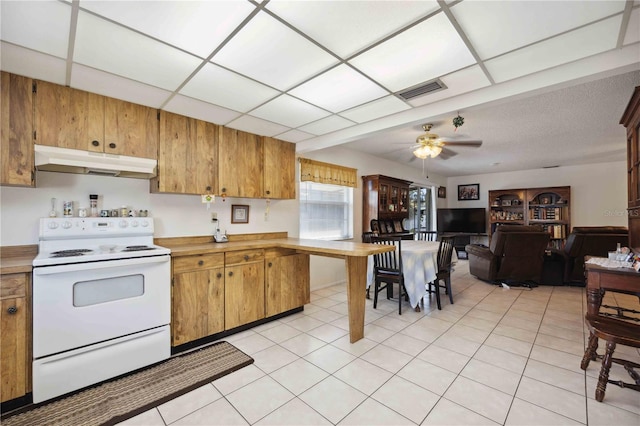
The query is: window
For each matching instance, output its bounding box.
[300,181,353,240]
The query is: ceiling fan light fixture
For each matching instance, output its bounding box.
[413,144,442,159]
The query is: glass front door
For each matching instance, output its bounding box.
[407,186,434,232]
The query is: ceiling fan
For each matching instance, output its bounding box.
[411,123,482,160]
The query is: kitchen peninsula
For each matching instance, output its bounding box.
[159,234,394,345]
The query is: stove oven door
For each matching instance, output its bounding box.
[32,255,170,358]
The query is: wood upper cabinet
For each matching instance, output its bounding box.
[265,249,309,317]
[263,137,295,199]
[218,127,264,198]
[34,80,158,159]
[1,72,34,187]
[224,249,265,329]
[1,273,29,403]
[171,253,225,346]
[153,111,218,194]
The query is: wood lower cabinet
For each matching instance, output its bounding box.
[224,250,265,329]
[218,128,264,198]
[153,111,218,194]
[171,253,225,346]
[1,72,34,187]
[34,80,158,159]
[263,137,295,199]
[1,273,30,403]
[265,249,310,317]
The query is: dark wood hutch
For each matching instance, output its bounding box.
[620,85,640,250]
[362,175,412,237]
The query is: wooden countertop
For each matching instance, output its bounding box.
[1,245,37,274]
[164,237,393,258]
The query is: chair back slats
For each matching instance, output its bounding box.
[416,230,438,241]
[371,236,402,273]
[436,236,456,273]
[362,232,375,243]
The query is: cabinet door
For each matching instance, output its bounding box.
[0,296,26,402]
[172,267,225,346]
[34,81,104,152]
[155,111,218,194]
[224,261,265,329]
[263,137,295,199]
[104,97,158,159]
[219,127,264,198]
[265,254,310,317]
[1,72,34,186]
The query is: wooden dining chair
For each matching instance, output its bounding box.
[416,230,438,241]
[427,236,455,310]
[371,236,406,315]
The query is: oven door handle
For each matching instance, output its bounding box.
[33,255,170,275]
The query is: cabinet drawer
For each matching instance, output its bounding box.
[173,253,224,273]
[225,250,264,266]
[0,274,26,300]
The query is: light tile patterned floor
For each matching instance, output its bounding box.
[119,261,640,426]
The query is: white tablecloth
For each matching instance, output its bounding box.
[367,240,458,309]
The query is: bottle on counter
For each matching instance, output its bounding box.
[90,194,98,217]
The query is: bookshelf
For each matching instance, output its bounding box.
[489,186,571,249]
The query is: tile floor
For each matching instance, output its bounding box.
[119,261,640,426]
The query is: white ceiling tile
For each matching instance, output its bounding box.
[211,11,337,91]
[624,7,640,45]
[409,66,491,107]
[275,129,314,143]
[289,64,388,113]
[298,115,355,136]
[164,94,242,125]
[79,1,255,58]
[486,16,622,84]
[452,0,626,60]
[0,0,71,58]
[250,94,331,128]
[349,12,476,92]
[70,64,172,108]
[0,42,66,84]
[74,11,202,91]
[339,96,411,123]
[180,62,279,113]
[266,1,440,58]
[226,115,290,137]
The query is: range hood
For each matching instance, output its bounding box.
[34,145,157,179]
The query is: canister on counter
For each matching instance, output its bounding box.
[120,206,129,217]
[63,201,73,217]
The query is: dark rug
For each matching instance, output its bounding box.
[1,341,253,426]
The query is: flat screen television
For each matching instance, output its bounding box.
[437,208,486,234]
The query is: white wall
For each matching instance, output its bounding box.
[0,171,298,246]
[446,161,628,227]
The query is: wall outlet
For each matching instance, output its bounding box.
[211,212,217,223]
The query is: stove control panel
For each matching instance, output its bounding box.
[40,217,153,239]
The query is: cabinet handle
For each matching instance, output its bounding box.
[221,187,226,193]
[216,272,222,278]
[109,142,116,149]
[198,260,204,266]
[7,306,17,315]
[266,190,271,195]
[91,140,100,147]
[268,262,272,267]
[244,255,250,261]
[206,186,212,192]
[228,271,233,277]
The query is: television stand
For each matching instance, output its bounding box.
[440,233,488,259]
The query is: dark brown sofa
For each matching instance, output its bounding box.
[465,225,550,283]
[554,226,629,284]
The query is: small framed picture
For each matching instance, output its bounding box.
[458,183,480,201]
[231,204,249,224]
[437,187,446,199]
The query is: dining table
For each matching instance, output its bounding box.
[367,240,458,310]
[584,256,640,317]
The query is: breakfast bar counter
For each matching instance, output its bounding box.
[158,235,394,343]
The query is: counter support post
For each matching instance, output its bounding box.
[345,256,367,343]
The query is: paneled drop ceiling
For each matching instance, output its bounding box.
[1,0,639,176]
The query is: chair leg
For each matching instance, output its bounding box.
[596,341,616,402]
[398,283,402,315]
[581,332,599,370]
[446,278,453,305]
[373,281,379,309]
[434,279,442,310]
[366,287,370,299]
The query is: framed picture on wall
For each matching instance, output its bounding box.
[437,187,446,199]
[231,204,249,224]
[458,183,480,201]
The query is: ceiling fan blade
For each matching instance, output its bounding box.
[441,140,482,147]
[438,147,458,159]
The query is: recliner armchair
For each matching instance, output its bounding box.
[554,226,628,284]
[465,225,550,283]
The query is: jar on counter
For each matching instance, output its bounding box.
[120,206,129,217]
[63,201,73,217]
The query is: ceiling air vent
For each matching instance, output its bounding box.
[397,79,447,100]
